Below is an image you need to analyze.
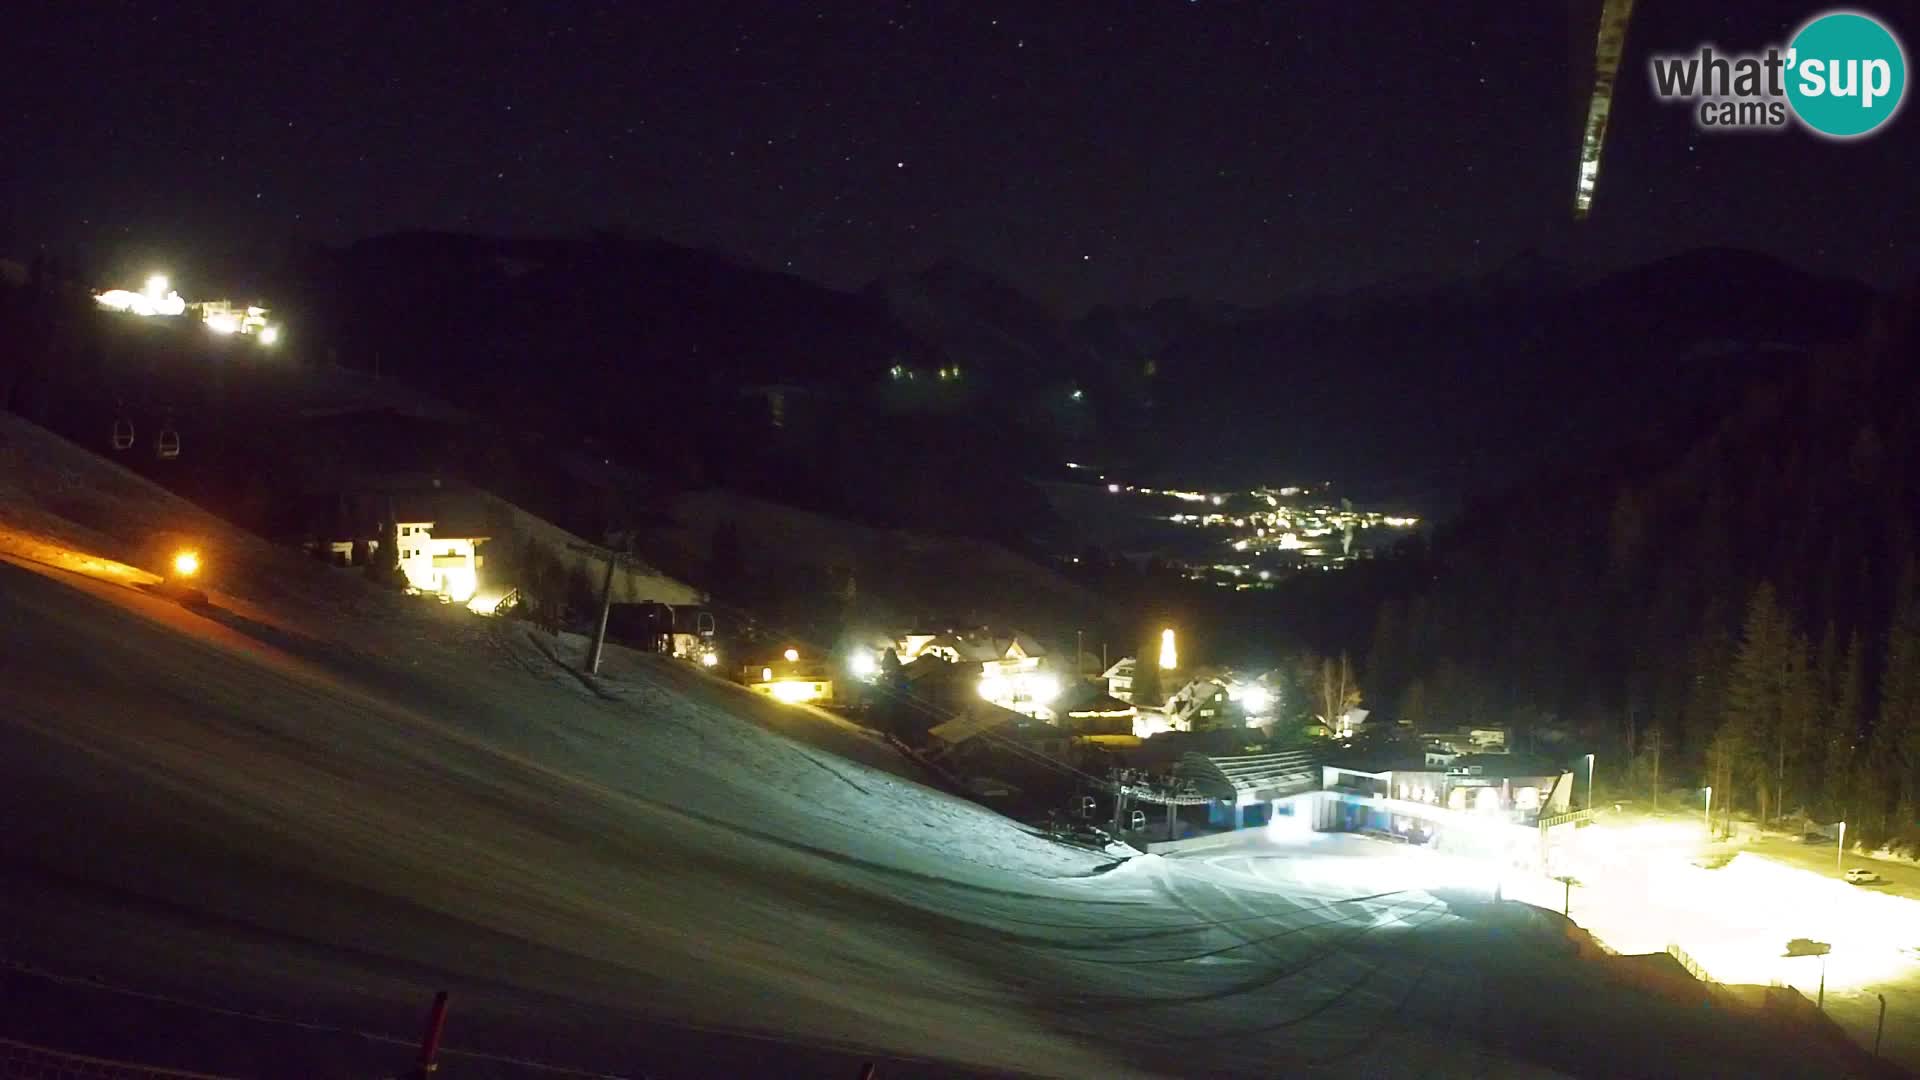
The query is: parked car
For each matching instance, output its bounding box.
[1844,868,1884,885]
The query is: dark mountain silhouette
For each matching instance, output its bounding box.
[1336,281,1920,849]
[1114,247,1871,507]
[6,229,1870,552]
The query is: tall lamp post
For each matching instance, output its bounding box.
[1838,820,1847,872]
[1586,753,1596,811]
[1704,785,1713,837]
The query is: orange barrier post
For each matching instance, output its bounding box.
[414,991,449,1078]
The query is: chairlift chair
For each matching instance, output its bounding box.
[111,417,135,451]
[156,426,180,460]
[697,611,716,637]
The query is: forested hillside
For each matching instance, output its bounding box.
[1360,286,1920,848]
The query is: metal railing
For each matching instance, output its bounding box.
[1666,942,1717,984]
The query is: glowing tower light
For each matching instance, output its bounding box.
[1159,627,1177,670]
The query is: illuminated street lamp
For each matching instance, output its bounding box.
[1586,753,1596,811]
[144,274,169,299]
[1158,627,1177,670]
[783,647,799,662]
[258,325,281,346]
[1704,785,1712,833]
[170,550,201,578]
[1838,820,1846,872]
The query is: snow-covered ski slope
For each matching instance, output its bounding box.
[0,415,1862,1078]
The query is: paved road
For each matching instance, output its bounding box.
[1744,834,1920,899]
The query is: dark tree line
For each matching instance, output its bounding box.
[1352,287,1920,849]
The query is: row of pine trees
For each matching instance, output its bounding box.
[1705,574,1920,845]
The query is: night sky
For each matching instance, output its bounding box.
[6,1,1914,312]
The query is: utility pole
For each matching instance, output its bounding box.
[572,537,638,677]
[1651,729,1661,811]
[586,553,618,675]
[1775,733,1785,833]
[1876,993,1887,1056]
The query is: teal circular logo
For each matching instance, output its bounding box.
[1786,12,1907,138]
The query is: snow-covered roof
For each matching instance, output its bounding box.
[1055,681,1135,717]
[1175,750,1321,801]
